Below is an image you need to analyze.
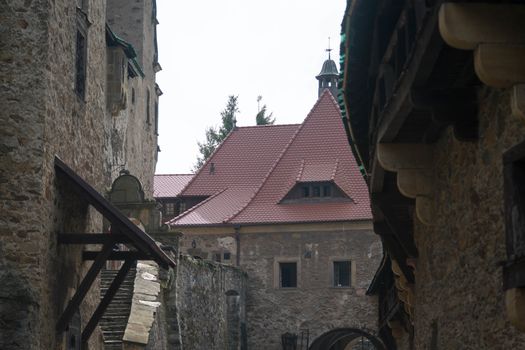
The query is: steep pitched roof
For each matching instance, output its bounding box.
[154,174,193,198]
[169,91,371,227]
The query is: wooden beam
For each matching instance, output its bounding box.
[474,44,525,88]
[439,3,525,50]
[82,250,150,261]
[54,156,175,269]
[81,259,135,344]
[377,8,442,143]
[58,233,131,244]
[56,240,115,333]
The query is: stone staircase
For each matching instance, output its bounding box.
[99,267,136,350]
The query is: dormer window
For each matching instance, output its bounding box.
[282,181,350,203]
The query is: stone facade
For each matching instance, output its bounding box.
[410,88,525,349]
[166,255,247,350]
[0,0,160,349]
[178,221,382,349]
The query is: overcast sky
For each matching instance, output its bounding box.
[155,0,346,174]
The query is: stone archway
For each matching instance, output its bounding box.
[309,328,385,350]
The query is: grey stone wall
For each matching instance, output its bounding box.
[106,0,159,197]
[410,87,525,349]
[173,255,247,350]
[0,0,160,349]
[240,227,381,350]
[178,223,382,350]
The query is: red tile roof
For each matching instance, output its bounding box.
[154,174,193,197]
[168,91,371,227]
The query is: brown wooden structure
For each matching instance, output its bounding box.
[54,156,175,345]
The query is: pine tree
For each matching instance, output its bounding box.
[194,95,239,171]
[255,105,275,125]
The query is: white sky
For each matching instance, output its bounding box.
[155,0,346,174]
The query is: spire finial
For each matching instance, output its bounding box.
[326,37,332,60]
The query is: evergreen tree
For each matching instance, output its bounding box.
[194,95,239,171]
[255,105,275,125]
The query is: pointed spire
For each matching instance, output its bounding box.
[326,37,332,60]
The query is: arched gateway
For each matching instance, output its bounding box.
[309,328,385,350]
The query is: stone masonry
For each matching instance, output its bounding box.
[0,0,160,349]
[179,221,382,349]
[409,88,525,349]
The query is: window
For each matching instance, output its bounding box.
[279,262,297,288]
[333,261,351,287]
[165,202,175,216]
[75,30,87,99]
[75,7,88,100]
[214,253,221,262]
[282,181,348,202]
[146,89,151,124]
[301,186,310,197]
[223,252,231,261]
[154,101,159,135]
[323,184,331,197]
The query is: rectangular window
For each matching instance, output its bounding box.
[179,201,186,214]
[214,253,221,262]
[301,186,310,197]
[154,101,159,135]
[312,185,321,197]
[165,202,175,216]
[322,185,332,197]
[279,262,297,288]
[333,261,351,287]
[75,30,87,99]
[146,89,151,124]
[503,141,525,290]
[223,252,231,261]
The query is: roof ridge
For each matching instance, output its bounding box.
[235,123,301,129]
[179,128,240,196]
[167,187,228,226]
[224,95,332,223]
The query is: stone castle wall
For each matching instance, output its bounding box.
[171,255,247,350]
[178,222,382,350]
[240,227,381,350]
[411,87,525,349]
[107,0,159,197]
[0,0,159,349]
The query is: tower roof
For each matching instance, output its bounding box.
[317,58,338,79]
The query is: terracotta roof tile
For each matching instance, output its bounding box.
[168,91,371,227]
[153,174,193,197]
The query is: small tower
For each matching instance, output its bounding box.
[316,38,339,98]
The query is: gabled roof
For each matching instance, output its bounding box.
[169,91,371,227]
[154,174,193,198]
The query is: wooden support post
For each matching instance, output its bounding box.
[81,259,135,344]
[56,240,115,333]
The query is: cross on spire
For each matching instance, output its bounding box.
[326,37,332,60]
